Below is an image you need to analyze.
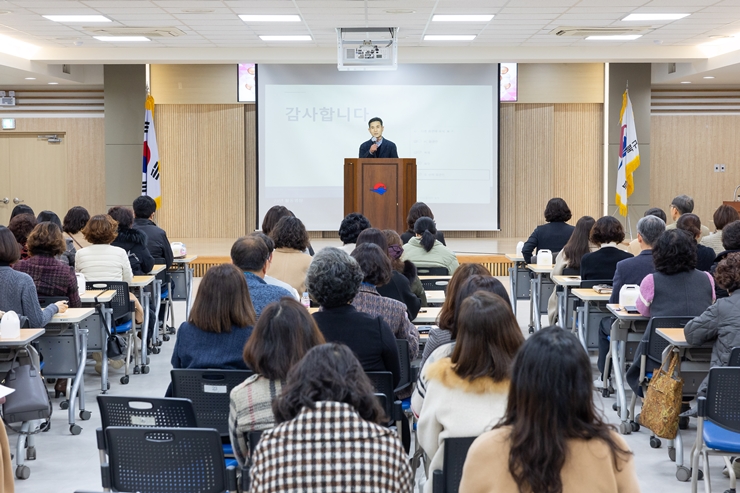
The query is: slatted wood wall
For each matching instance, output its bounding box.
[155,104,246,237]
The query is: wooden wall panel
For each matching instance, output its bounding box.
[518,63,605,104]
[156,104,246,238]
[245,105,257,232]
[151,64,239,104]
[651,115,740,229]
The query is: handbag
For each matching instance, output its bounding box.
[2,350,52,425]
[639,350,683,439]
[97,302,127,361]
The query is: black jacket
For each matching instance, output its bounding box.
[377,270,421,320]
[580,246,633,281]
[400,230,446,246]
[112,228,155,276]
[313,305,401,388]
[697,244,716,272]
[359,138,398,159]
[133,218,173,268]
[521,221,575,264]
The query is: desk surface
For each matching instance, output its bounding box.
[572,288,611,301]
[656,328,688,346]
[149,264,166,275]
[426,291,446,304]
[414,307,442,324]
[50,307,95,324]
[173,255,198,264]
[418,275,452,281]
[527,264,554,273]
[130,275,155,287]
[606,304,649,320]
[552,275,581,287]
[80,290,115,304]
[505,253,524,262]
[0,328,45,346]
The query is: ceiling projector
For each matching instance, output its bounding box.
[337,27,398,71]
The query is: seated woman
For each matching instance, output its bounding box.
[459,327,638,493]
[677,213,716,272]
[401,202,446,245]
[8,213,37,261]
[521,198,575,264]
[249,343,414,493]
[10,204,34,220]
[62,206,91,251]
[701,204,740,256]
[261,205,314,256]
[172,263,256,370]
[37,210,74,266]
[0,225,68,327]
[402,217,459,275]
[338,212,371,254]
[383,229,427,309]
[417,291,523,492]
[579,216,633,281]
[547,216,596,324]
[108,206,155,275]
[350,243,420,360]
[229,298,325,466]
[626,229,716,396]
[268,216,312,294]
[307,247,400,388]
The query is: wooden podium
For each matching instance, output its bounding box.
[344,158,417,232]
[723,201,740,215]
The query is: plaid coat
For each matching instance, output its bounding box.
[250,401,413,493]
[13,255,81,308]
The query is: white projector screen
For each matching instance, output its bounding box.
[257,64,500,231]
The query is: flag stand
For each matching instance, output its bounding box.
[611,206,636,241]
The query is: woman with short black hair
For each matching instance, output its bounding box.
[268,216,312,293]
[579,216,633,281]
[338,212,371,253]
[108,206,155,275]
[8,213,37,261]
[521,198,575,264]
[62,206,91,250]
[402,217,458,274]
[677,213,715,272]
[701,204,740,256]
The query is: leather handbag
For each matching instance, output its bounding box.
[2,351,52,424]
[98,303,127,361]
[639,350,683,439]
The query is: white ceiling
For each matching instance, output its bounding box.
[1,0,740,85]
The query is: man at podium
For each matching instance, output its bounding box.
[359,117,398,159]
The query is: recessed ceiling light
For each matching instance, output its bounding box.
[48,82,58,85]
[94,36,150,42]
[432,15,494,22]
[622,13,689,21]
[709,35,732,39]
[240,15,301,22]
[181,9,215,13]
[24,77,35,80]
[424,35,476,41]
[0,10,11,15]
[586,35,642,41]
[680,81,691,84]
[43,15,111,23]
[259,35,311,41]
[704,76,715,79]
[385,9,416,14]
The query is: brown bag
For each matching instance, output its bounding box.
[639,350,683,439]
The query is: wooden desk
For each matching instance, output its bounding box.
[426,290,445,305]
[572,288,611,302]
[149,264,166,275]
[606,304,648,321]
[656,328,688,347]
[505,253,526,315]
[79,290,115,304]
[0,328,45,346]
[414,307,442,325]
[571,289,611,353]
[172,256,198,319]
[418,275,451,281]
[130,275,155,288]
[552,275,581,287]
[51,307,95,324]
[129,276,154,373]
[552,276,581,330]
[173,255,198,264]
[527,264,554,332]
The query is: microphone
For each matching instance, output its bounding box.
[371,137,377,143]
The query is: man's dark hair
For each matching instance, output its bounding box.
[544,198,572,223]
[644,207,667,223]
[722,220,740,251]
[671,195,694,215]
[133,196,157,219]
[652,229,697,275]
[231,235,270,272]
[107,206,134,230]
[368,117,383,127]
[250,231,275,254]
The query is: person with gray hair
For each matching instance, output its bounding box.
[594,215,666,390]
[309,247,401,388]
[666,194,710,237]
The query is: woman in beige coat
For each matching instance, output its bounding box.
[268,216,313,294]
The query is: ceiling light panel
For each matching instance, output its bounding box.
[622,13,690,21]
[424,35,476,41]
[432,15,494,22]
[239,15,301,22]
[586,35,642,40]
[259,35,312,41]
[93,36,150,42]
[43,15,112,23]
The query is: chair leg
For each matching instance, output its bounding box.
[704,451,712,493]
[725,456,736,490]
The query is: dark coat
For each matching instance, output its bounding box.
[696,244,716,272]
[359,138,398,159]
[133,218,173,268]
[112,227,155,275]
[521,222,575,264]
[609,249,655,304]
[580,246,633,281]
[377,270,421,320]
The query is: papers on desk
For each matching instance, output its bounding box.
[592,284,613,295]
[0,384,15,399]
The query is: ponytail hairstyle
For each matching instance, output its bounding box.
[414,217,437,252]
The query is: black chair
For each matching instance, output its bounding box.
[395,339,416,394]
[239,430,264,492]
[365,371,403,432]
[432,436,477,493]
[729,347,740,366]
[417,267,450,276]
[37,295,68,308]
[152,256,175,341]
[420,278,449,291]
[101,426,237,493]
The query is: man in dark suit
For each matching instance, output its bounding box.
[359,117,398,158]
[595,214,666,389]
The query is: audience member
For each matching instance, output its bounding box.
[62,206,91,250]
[628,208,666,255]
[231,235,292,318]
[417,291,523,491]
[521,197,575,264]
[260,205,292,236]
[249,232,299,300]
[666,194,710,237]
[75,215,133,283]
[350,243,420,359]
[701,204,740,256]
[547,215,596,324]
[229,298,325,465]
[712,220,740,299]
[382,229,427,308]
[626,229,715,396]
[171,264,256,371]
[0,226,67,328]
[459,327,638,493]
[37,210,74,266]
[268,216,312,294]
[108,206,155,275]
[307,248,400,387]
[249,343,414,493]
[677,213,716,272]
[402,217,459,274]
[338,212,371,253]
[401,202,446,245]
[579,216,633,281]
[10,204,33,220]
[132,196,173,268]
[8,213,37,261]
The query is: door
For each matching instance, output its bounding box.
[0,134,67,225]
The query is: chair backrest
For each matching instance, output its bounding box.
[170,369,254,436]
[152,257,170,283]
[562,267,579,276]
[104,426,227,493]
[579,279,612,289]
[705,367,740,433]
[441,436,477,493]
[645,316,694,366]
[417,266,450,276]
[729,347,740,367]
[97,395,197,429]
[37,295,68,308]
[239,430,264,492]
[86,281,131,320]
[421,278,449,291]
[395,339,411,393]
[365,371,395,420]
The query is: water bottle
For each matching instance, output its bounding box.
[301,292,310,309]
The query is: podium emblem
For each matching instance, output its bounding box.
[370,182,387,196]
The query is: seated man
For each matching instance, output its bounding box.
[250,232,300,301]
[665,194,710,237]
[132,196,174,269]
[231,235,293,318]
[594,215,665,389]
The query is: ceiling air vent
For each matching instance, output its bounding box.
[84,27,185,37]
[550,26,650,37]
